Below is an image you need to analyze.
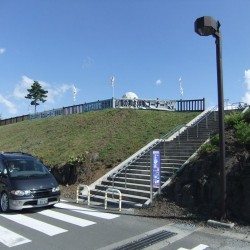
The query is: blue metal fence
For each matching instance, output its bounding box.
[0,98,205,126]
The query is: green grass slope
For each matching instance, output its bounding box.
[0,109,200,167]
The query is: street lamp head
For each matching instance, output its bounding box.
[195,16,220,37]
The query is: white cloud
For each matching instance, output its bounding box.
[0,76,76,117]
[13,75,73,104]
[0,94,18,114]
[46,84,72,104]
[244,69,250,89]
[0,48,6,55]
[13,75,34,98]
[242,69,250,104]
[155,79,162,85]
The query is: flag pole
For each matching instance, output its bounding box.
[179,77,183,99]
[179,76,184,114]
[73,85,77,104]
[111,75,115,98]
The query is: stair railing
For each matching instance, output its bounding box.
[150,104,248,203]
[184,106,218,141]
[111,104,239,193]
[176,103,247,153]
[111,124,184,189]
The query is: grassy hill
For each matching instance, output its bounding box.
[0,109,200,168]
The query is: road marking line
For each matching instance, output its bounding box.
[178,244,209,250]
[55,202,120,219]
[193,244,209,250]
[38,209,96,227]
[0,214,67,236]
[0,225,31,247]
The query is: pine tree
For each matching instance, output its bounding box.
[25,81,48,113]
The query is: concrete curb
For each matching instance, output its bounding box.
[207,219,235,229]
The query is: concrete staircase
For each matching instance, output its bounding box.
[83,109,220,208]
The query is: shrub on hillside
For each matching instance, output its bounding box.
[242,109,250,123]
[234,121,250,147]
[198,134,219,156]
[225,112,243,129]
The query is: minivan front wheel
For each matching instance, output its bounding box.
[0,192,10,212]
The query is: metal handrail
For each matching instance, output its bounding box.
[110,107,220,189]
[189,106,218,128]
[111,124,184,188]
[183,107,218,140]
[177,102,248,146]
[109,103,248,206]
[186,103,247,139]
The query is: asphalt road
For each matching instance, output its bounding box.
[0,201,249,250]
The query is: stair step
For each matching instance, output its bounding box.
[116,173,150,180]
[131,159,186,165]
[122,169,177,175]
[127,165,180,171]
[99,181,151,191]
[135,156,192,162]
[94,185,151,198]
[107,176,150,184]
[90,189,149,204]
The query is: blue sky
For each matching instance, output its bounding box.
[0,0,250,119]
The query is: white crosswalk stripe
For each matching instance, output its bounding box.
[0,213,67,236]
[0,225,31,247]
[38,209,96,227]
[55,202,120,219]
[0,202,119,248]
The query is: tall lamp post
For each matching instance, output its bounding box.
[194,16,226,220]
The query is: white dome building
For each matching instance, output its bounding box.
[122,92,139,99]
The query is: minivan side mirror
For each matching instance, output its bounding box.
[47,167,52,172]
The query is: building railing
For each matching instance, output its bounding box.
[0,98,206,126]
[176,98,205,111]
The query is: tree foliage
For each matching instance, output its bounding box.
[25,81,48,113]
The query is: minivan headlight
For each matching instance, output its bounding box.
[52,186,60,192]
[11,190,31,196]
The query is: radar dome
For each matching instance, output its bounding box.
[122,92,138,99]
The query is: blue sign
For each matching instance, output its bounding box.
[152,151,161,188]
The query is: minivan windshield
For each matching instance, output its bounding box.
[6,158,50,178]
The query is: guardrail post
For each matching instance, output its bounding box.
[76,184,90,206]
[104,192,108,210]
[104,188,122,211]
[119,194,122,211]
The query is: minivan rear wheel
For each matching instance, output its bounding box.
[0,192,10,212]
